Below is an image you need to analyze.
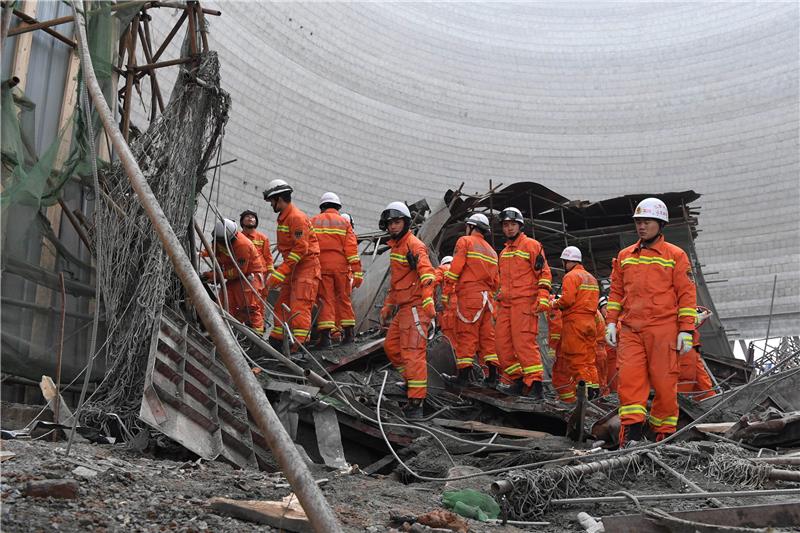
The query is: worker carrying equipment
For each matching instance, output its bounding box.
[552,245,601,401]
[380,201,436,419]
[202,218,266,333]
[443,212,499,386]
[310,192,362,348]
[263,181,321,349]
[606,197,697,447]
[495,206,552,400]
[239,210,274,274]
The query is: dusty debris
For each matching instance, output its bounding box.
[24,479,79,499]
[414,509,469,533]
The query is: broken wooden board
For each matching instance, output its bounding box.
[694,422,735,433]
[432,418,552,439]
[39,375,87,443]
[0,451,16,462]
[601,501,800,532]
[208,495,312,533]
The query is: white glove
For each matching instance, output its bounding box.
[677,331,694,354]
[605,323,617,347]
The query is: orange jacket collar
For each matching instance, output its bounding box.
[388,231,411,248]
[322,208,339,215]
[636,234,667,255]
[277,202,297,224]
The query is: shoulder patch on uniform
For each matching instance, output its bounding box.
[686,269,695,284]
[294,230,303,239]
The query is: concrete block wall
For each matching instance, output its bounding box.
[137,2,799,339]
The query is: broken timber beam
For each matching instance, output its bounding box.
[432,418,552,439]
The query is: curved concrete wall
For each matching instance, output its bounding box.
[145,2,799,339]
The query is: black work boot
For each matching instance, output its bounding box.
[621,422,645,449]
[484,365,499,388]
[402,399,424,420]
[341,326,355,344]
[267,336,283,352]
[497,379,524,396]
[528,381,544,400]
[311,329,332,350]
[456,367,472,386]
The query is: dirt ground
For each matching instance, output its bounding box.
[2,436,799,532]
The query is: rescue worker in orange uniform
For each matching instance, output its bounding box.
[594,309,608,394]
[605,198,697,446]
[379,201,436,419]
[552,246,601,400]
[336,213,361,343]
[434,256,457,345]
[263,179,321,349]
[200,218,266,333]
[599,296,619,393]
[443,213,500,386]
[548,295,576,402]
[239,210,274,276]
[310,193,363,348]
[495,207,552,399]
[678,307,718,400]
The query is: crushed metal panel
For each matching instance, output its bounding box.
[139,306,274,470]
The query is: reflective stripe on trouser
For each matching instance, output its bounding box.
[224,278,265,331]
[617,322,679,437]
[383,304,431,399]
[268,260,320,344]
[454,293,497,369]
[551,354,575,402]
[495,298,543,386]
[558,315,599,399]
[316,271,353,330]
[678,348,717,400]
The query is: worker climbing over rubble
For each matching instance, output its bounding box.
[263,179,321,350]
[678,307,718,400]
[605,197,697,447]
[495,207,552,400]
[200,218,266,333]
[379,201,437,419]
[239,210,274,275]
[442,213,500,387]
[434,256,457,344]
[552,246,601,400]
[548,294,575,402]
[310,193,363,348]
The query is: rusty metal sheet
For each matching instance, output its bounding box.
[602,501,800,533]
[139,306,274,470]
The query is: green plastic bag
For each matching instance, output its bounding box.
[442,489,500,521]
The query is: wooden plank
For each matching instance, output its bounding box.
[208,496,312,533]
[432,418,552,439]
[602,501,800,533]
[10,0,36,90]
[694,422,735,434]
[39,375,88,442]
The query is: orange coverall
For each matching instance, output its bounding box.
[553,264,600,396]
[678,330,717,400]
[548,299,575,401]
[595,311,608,393]
[443,232,499,370]
[434,264,457,344]
[382,232,436,400]
[496,233,552,386]
[205,232,266,331]
[607,235,697,439]
[242,228,274,275]
[310,208,362,332]
[267,203,321,345]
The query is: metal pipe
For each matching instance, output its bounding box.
[550,488,800,506]
[645,452,723,507]
[69,4,342,531]
[761,274,778,369]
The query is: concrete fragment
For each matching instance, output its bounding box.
[24,479,79,499]
[71,466,99,479]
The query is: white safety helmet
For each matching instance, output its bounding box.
[499,207,524,225]
[263,179,293,200]
[340,213,353,227]
[633,197,669,223]
[379,201,411,230]
[213,218,238,241]
[466,213,491,233]
[319,191,342,208]
[598,295,608,309]
[560,246,582,262]
[440,255,453,266]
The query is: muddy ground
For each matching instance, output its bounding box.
[3,433,799,532]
